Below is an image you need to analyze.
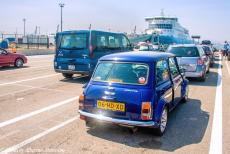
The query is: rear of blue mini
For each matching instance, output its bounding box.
[78,61,161,127]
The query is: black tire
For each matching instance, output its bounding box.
[14,58,24,68]
[154,107,168,136]
[62,73,73,79]
[85,117,94,127]
[182,86,189,103]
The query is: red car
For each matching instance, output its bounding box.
[0,48,27,67]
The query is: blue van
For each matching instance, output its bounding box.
[54,30,133,78]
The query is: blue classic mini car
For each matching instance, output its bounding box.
[79,51,189,136]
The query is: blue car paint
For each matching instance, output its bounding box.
[54,30,132,76]
[79,51,188,128]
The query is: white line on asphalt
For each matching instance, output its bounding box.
[0,116,79,154]
[209,57,222,154]
[0,74,59,86]
[14,83,67,93]
[27,55,54,59]
[0,96,78,128]
[28,60,52,63]
[225,60,230,77]
[0,65,51,72]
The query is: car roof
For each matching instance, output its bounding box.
[169,44,197,48]
[99,51,174,63]
[57,30,124,35]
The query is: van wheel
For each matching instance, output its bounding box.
[14,58,24,68]
[154,107,168,136]
[62,73,73,79]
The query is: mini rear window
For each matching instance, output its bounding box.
[92,62,149,85]
[168,47,200,57]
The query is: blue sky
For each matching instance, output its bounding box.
[0,0,229,42]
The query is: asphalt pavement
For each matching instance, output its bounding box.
[0,53,228,154]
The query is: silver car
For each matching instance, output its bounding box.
[167,44,210,81]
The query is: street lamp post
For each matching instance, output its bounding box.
[59,3,65,32]
[23,18,26,36]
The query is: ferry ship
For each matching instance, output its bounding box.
[129,11,192,45]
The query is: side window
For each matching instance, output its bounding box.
[95,35,108,50]
[156,60,170,85]
[169,57,179,78]
[108,35,120,48]
[121,35,129,48]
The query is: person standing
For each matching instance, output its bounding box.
[223,41,229,60]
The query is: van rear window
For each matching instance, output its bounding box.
[168,47,199,57]
[59,34,87,50]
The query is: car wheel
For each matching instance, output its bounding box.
[85,117,94,127]
[14,58,24,68]
[182,86,189,103]
[155,107,168,136]
[62,73,73,79]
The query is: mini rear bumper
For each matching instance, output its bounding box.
[79,110,158,127]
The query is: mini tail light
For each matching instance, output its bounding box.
[79,94,85,110]
[197,58,203,65]
[141,102,152,120]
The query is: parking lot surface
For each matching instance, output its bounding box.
[0,54,229,154]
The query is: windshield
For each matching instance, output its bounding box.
[59,34,88,50]
[92,62,149,85]
[168,47,199,57]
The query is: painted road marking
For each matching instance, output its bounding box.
[209,57,222,154]
[14,83,67,93]
[0,65,51,72]
[0,74,59,86]
[0,116,79,154]
[0,97,78,128]
[225,60,230,77]
[27,55,54,58]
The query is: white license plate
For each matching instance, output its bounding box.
[68,65,75,70]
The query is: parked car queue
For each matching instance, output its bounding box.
[0,29,216,136]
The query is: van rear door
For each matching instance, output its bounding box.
[56,32,92,73]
